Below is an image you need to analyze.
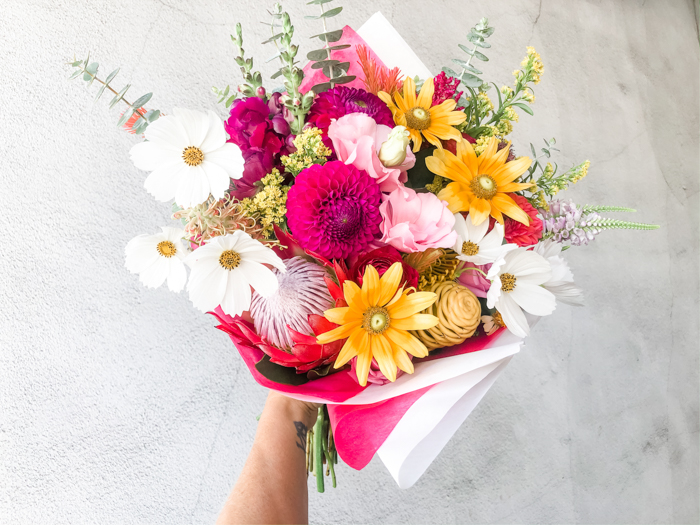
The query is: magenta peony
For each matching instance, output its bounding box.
[286,161,382,260]
[306,86,394,151]
[379,187,457,253]
[328,113,414,192]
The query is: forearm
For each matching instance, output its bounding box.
[216,392,317,525]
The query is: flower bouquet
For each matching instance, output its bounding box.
[67,6,658,491]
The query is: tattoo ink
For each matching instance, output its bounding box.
[294,421,308,452]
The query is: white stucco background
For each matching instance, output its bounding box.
[1,0,698,523]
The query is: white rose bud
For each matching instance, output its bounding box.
[378,126,410,167]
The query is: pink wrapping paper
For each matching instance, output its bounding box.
[298,25,386,93]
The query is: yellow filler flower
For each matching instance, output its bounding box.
[426,137,533,225]
[316,262,438,387]
[379,77,466,152]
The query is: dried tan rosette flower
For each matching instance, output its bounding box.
[172,195,272,247]
[412,281,481,351]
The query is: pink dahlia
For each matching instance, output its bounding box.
[286,161,382,260]
[306,86,394,151]
[503,194,543,246]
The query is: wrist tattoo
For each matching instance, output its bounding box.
[294,421,308,452]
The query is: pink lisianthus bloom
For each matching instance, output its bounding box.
[458,263,492,298]
[328,112,415,192]
[379,187,457,253]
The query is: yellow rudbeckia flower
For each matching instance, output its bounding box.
[317,262,438,387]
[426,137,533,225]
[379,77,466,152]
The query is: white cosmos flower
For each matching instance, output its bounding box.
[533,239,584,306]
[452,212,517,267]
[486,247,556,338]
[125,227,188,292]
[185,231,286,317]
[130,108,244,208]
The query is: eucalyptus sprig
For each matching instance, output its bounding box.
[443,17,493,90]
[264,4,313,134]
[305,0,355,93]
[67,54,160,134]
[522,138,560,182]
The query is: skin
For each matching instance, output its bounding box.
[216,391,321,525]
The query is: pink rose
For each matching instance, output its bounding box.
[379,187,457,253]
[328,112,415,192]
[458,263,492,298]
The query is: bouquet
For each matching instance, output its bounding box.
[67,6,658,491]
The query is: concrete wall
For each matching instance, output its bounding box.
[1,0,698,523]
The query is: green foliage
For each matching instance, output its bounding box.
[442,18,494,90]
[263,3,313,134]
[223,22,265,101]
[582,205,636,213]
[67,54,159,132]
[587,216,660,232]
[305,0,355,93]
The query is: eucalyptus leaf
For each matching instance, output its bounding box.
[116,108,135,127]
[108,83,131,109]
[473,40,491,49]
[306,44,350,61]
[319,6,342,17]
[83,61,98,82]
[306,0,335,4]
[261,32,284,44]
[271,69,283,80]
[312,82,333,93]
[442,66,458,77]
[132,117,149,134]
[266,53,282,63]
[311,59,340,69]
[144,109,160,122]
[131,92,153,109]
[94,83,108,101]
[69,69,82,80]
[458,72,482,88]
[473,50,489,61]
[328,75,355,84]
[104,67,120,85]
[311,29,343,43]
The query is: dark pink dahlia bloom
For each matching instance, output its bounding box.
[432,71,463,105]
[286,161,382,260]
[306,86,394,150]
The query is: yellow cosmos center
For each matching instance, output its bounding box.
[405,107,431,130]
[219,250,241,270]
[156,240,177,258]
[470,175,498,200]
[182,146,204,167]
[362,306,390,334]
[500,273,517,292]
[461,241,479,256]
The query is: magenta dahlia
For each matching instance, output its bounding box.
[286,161,382,260]
[306,86,395,151]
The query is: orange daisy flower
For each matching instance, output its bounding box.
[426,137,533,225]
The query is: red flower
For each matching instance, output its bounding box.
[349,246,419,290]
[212,309,344,374]
[503,194,543,246]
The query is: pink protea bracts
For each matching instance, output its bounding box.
[286,161,382,260]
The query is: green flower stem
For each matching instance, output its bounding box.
[312,406,325,493]
[461,267,488,277]
[319,3,336,86]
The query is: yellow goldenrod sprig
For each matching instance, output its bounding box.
[281,127,332,176]
[240,169,290,238]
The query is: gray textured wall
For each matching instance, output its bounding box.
[1,0,698,523]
